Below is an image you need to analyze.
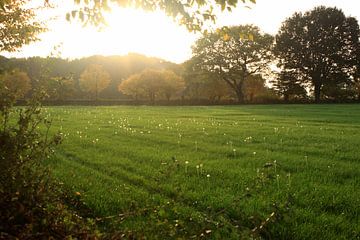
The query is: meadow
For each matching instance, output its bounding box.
[44,104,360,239]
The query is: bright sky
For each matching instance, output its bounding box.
[2,0,360,63]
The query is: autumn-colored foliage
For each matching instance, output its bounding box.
[79,64,111,100]
[119,68,185,102]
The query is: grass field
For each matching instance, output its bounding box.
[44,104,360,239]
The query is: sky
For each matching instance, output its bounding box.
[2,0,360,63]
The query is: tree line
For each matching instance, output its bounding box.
[1,6,360,104]
[0,53,275,103]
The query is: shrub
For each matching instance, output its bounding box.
[0,86,100,239]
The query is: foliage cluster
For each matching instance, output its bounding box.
[79,64,111,100]
[0,0,44,52]
[0,79,102,238]
[119,68,185,102]
[191,25,274,103]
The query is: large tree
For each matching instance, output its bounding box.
[191,25,274,102]
[274,6,360,102]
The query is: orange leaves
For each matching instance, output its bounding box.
[223,33,231,41]
[216,27,255,42]
[79,64,111,99]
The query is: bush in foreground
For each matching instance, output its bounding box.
[0,89,101,239]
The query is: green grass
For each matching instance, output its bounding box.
[44,104,360,239]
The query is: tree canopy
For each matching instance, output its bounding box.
[119,68,185,102]
[0,69,31,111]
[191,25,273,102]
[274,6,360,102]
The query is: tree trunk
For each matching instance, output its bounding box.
[312,70,323,103]
[284,93,289,102]
[249,92,254,103]
[235,89,244,103]
[95,80,98,101]
[150,93,155,105]
[314,83,321,103]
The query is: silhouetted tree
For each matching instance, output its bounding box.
[274,6,360,102]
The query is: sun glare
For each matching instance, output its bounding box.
[100,8,198,62]
[11,7,198,63]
